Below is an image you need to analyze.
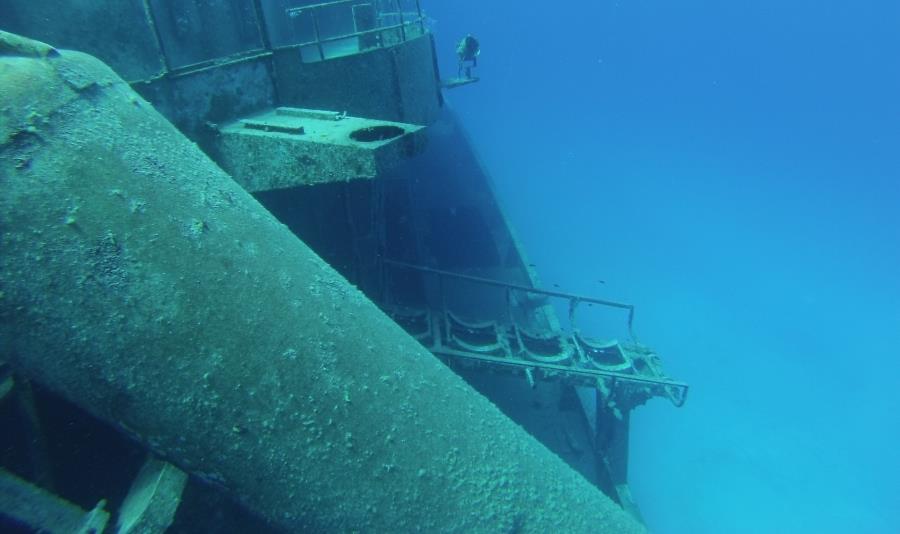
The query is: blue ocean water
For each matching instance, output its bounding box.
[428,2,900,533]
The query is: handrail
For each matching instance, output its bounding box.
[273,19,423,52]
[134,0,427,83]
[384,259,637,339]
[384,260,634,311]
[432,347,689,407]
[392,0,407,42]
[284,0,427,61]
[286,0,423,17]
[287,0,371,15]
[381,260,688,407]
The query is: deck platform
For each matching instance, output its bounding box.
[217,107,426,191]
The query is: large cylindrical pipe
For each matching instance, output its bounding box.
[0,32,644,533]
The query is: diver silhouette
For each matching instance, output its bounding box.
[456,34,480,79]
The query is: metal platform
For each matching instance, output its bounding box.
[441,77,480,89]
[382,260,688,411]
[216,107,426,191]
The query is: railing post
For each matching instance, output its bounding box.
[568,297,581,335]
[251,0,273,51]
[393,0,407,41]
[142,0,172,74]
[626,306,636,341]
[310,9,325,61]
[414,0,425,34]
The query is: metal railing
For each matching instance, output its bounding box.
[384,259,637,339]
[133,0,429,82]
[285,0,427,62]
[382,260,689,407]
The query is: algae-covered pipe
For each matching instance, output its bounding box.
[0,32,645,533]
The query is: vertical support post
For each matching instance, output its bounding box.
[249,0,282,105]
[594,390,645,523]
[568,297,581,335]
[353,3,379,50]
[142,0,172,74]
[310,9,325,61]
[626,306,636,341]
[12,380,55,491]
[251,0,273,51]
[394,0,407,41]
[415,0,425,33]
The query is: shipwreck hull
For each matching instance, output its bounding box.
[0,33,644,533]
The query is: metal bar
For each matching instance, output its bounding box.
[142,0,172,74]
[136,1,430,82]
[394,0,407,41]
[284,0,428,53]
[251,0,273,51]
[626,308,636,340]
[250,0,285,110]
[310,10,326,61]
[128,49,274,85]
[165,50,273,79]
[15,380,56,491]
[415,0,425,33]
[385,259,636,312]
[273,20,420,51]
[287,0,363,15]
[431,347,690,397]
[425,306,688,406]
[569,297,580,332]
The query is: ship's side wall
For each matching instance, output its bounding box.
[1,0,442,154]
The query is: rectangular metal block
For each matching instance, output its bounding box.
[216,107,426,191]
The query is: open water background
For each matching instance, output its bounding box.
[428,2,900,532]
